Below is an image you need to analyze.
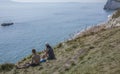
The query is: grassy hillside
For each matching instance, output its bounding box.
[0,10,120,74]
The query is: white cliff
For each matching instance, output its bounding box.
[104,0,120,10]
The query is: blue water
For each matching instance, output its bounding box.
[0,2,112,63]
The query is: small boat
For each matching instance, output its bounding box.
[1,23,14,26]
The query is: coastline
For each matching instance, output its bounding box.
[0,2,109,64]
[1,10,119,64]
[74,10,120,39]
[0,10,120,74]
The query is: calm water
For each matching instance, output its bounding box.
[0,2,112,63]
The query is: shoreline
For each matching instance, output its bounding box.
[73,10,120,39]
[0,10,119,64]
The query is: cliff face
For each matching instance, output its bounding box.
[104,0,120,10]
[106,10,120,28]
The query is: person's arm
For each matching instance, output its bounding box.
[31,56,34,64]
[44,48,49,57]
[44,47,49,52]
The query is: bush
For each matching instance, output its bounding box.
[56,43,63,48]
[0,63,15,71]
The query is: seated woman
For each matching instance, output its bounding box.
[16,49,40,69]
[44,43,56,60]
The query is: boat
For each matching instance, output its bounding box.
[1,23,14,26]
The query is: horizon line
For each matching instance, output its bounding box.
[11,0,106,3]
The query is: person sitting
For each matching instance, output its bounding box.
[30,49,40,66]
[16,49,40,69]
[44,43,56,60]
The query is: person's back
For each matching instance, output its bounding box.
[16,49,40,69]
[48,47,55,59]
[46,43,56,60]
[32,54,40,64]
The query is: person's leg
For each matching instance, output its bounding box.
[16,63,31,69]
[29,63,39,67]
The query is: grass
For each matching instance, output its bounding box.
[64,27,120,74]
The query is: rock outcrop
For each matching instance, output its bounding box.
[106,10,120,28]
[104,0,120,10]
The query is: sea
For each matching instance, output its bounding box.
[0,2,112,63]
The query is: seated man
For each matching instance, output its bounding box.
[30,49,40,66]
[16,49,40,69]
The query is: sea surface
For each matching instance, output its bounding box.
[0,2,112,63]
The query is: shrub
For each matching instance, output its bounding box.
[56,43,63,48]
[0,63,15,71]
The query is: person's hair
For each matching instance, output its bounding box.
[46,43,51,49]
[32,49,36,54]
